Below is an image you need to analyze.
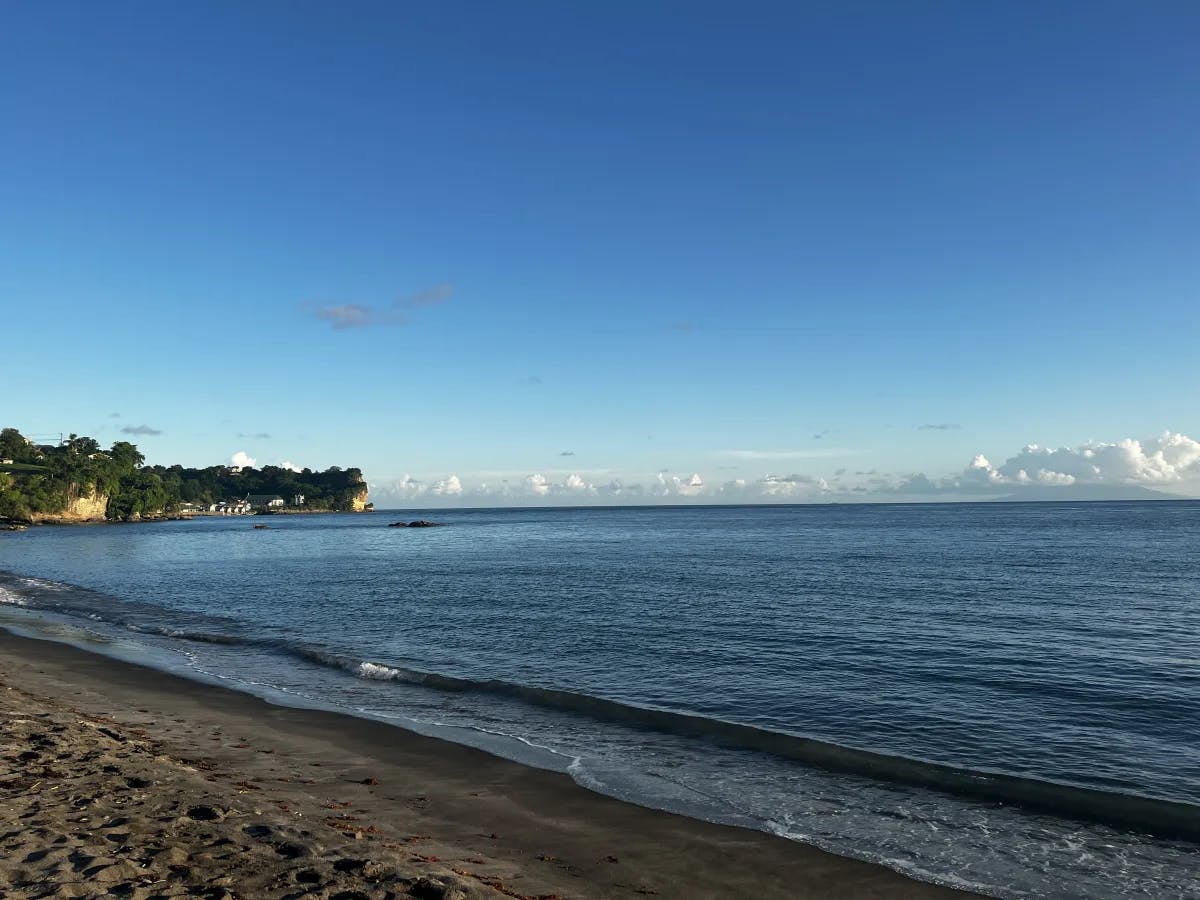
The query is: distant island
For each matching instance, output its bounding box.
[0,428,370,524]
[990,483,1185,502]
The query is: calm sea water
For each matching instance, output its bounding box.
[1,502,1197,898]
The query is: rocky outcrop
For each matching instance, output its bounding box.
[28,486,110,524]
[388,520,444,528]
[350,486,370,512]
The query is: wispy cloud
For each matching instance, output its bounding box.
[109,412,121,419]
[313,304,380,329]
[918,423,961,431]
[120,424,163,436]
[238,432,272,439]
[812,429,832,440]
[559,450,575,456]
[519,375,543,385]
[309,284,454,330]
[396,283,454,309]
[715,448,854,460]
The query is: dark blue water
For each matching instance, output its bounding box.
[1,502,1197,898]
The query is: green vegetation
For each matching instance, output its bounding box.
[0,427,367,522]
[0,462,47,474]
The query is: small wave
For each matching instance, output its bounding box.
[321,656,1200,842]
[152,627,248,646]
[5,568,1198,842]
[0,572,252,646]
[566,757,617,797]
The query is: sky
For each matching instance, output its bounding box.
[3,1,1199,506]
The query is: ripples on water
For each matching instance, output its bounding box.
[1,501,1197,898]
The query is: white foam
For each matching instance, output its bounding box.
[18,576,67,592]
[567,756,609,793]
[0,587,27,606]
[357,661,424,683]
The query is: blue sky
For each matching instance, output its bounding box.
[3,2,1199,504]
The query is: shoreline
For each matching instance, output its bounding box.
[0,629,976,899]
[1,508,369,528]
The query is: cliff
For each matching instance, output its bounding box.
[0,427,369,524]
[27,485,110,524]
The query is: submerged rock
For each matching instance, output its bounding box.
[388,520,444,528]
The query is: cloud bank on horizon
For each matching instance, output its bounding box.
[368,432,1200,506]
[901,432,1200,495]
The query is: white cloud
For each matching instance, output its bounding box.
[755,473,826,497]
[230,450,256,469]
[596,479,643,499]
[375,475,431,502]
[279,460,302,473]
[430,475,463,496]
[656,472,705,497]
[884,432,1200,496]
[374,471,642,505]
[960,433,1200,488]
[510,473,595,498]
[373,468,837,506]
[366,432,1200,507]
[713,473,831,500]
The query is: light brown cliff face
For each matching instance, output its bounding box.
[350,486,370,512]
[28,486,110,524]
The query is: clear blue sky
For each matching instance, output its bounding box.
[4,1,1198,503]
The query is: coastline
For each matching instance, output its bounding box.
[0,629,975,899]
[0,508,368,528]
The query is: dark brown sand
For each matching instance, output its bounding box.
[0,630,975,899]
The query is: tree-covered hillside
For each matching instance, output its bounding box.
[0,428,367,521]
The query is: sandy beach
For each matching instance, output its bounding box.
[0,630,973,899]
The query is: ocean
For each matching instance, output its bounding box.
[0,502,1197,898]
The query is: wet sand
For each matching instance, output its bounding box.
[0,630,975,898]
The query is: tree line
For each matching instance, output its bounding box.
[0,428,367,521]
